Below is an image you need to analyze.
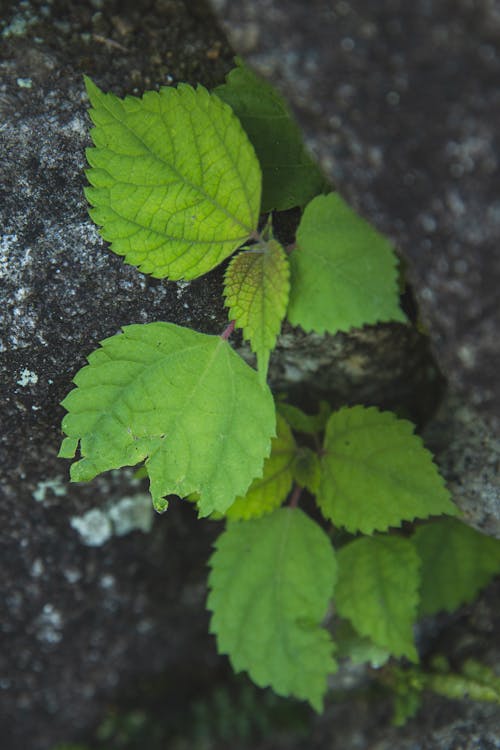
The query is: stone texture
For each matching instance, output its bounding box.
[1,0,499,748]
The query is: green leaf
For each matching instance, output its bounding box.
[225,414,296,520]
[335,620,390,668]
[224,239,290,383]
[59,322,275,516]
[214,59,327,212]
[292,447,321,494]
[287,193,406,334]
[413,518,500,616]
[84,77,261,280]
[207,508,337,709]
[318,406,457,534]
[335,535,420,661]
[277,400,331,435]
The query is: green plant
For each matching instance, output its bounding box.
[59,60,500,717]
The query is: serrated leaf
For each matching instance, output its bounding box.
[207,508,337,710]
[224,239,290,383]
[59,322,275,516]
[214,59,327,212]
[287,193,406,334]
[413,518,500,616]
[318,406,457,534]
[335,535,420,661]
[277,400,331,435]
[292,447,321,494]
[225,414,296,520]
[84,77,261,280]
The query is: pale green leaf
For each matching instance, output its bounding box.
[59,322,275,516]
[214,59,327,212]
[287,193,406,334]
[224,239,290,383]
[84,77,261,280]
[413,518,500,616]
[207,508,337,710]
[335,535,420,661]
[318,406,457,534]
[225,414,296,520]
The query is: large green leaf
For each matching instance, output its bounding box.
[335,535,420,661]
[413,518,500,616]
[84,77,261,280]
[59,322,275,516]
[225,414,296,520]
[207,508,337,709]
[214,59,327,212]
[318,406,457,533]
[287,193,406,334]
[223,239,290,383]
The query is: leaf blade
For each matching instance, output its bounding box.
[225,414,296,520]
[224,239,290,383]
[84,77,261,280]
[214,59,328,212]
[318,406,457,534]
[207,508,337,709]
[335,535,420,661]
[59,322,275,515]
[287,193,406,334]
[413,518,500,616]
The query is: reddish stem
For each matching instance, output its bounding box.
[220,320,236,340]
[288,484,302,508]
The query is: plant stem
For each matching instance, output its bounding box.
[220,320,236,340]
[288,484,302,508]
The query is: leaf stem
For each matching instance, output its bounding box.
[221,320,236,340]
[288,484,302,508]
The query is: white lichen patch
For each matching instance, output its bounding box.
[70,494,154,546]
[107,494,154,536]
[33,476,67,503]
[70,509,113,547]
[16,367,38,386]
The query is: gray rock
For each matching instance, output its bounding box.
[1,0,498,748]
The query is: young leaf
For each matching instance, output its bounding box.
[84,77,261,280]
[224,239,290,383]
[277,400,331,435]
[335,535,421,661]
[225,414,296,520]
[207,508,337,710]
[287,193,406,334]
[214,59,327,212]
[318,406,457,534]
[59,322,275,516]
[413,518,500,616]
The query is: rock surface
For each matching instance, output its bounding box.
[1,0,499,748]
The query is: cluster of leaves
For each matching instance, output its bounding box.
[59,60,500,718]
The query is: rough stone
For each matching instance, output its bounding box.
[1,0,499,748]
